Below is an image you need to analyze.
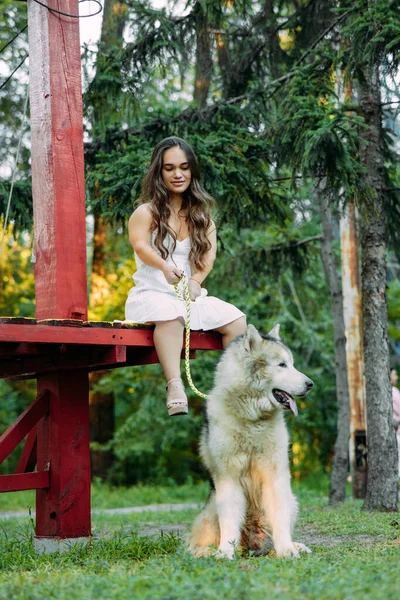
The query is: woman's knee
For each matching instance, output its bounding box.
[215,317,246,349]
[154,318,185,332]
[215,316,247,337]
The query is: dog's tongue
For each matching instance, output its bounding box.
[289,397,298,416]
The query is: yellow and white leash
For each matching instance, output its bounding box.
[173,276,209,399]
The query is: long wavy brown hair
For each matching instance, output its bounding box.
[137,137,216,271]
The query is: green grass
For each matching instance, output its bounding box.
[0,480,209,513]
[0,480,399,599]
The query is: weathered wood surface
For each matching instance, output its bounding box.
[0,323,222,350]
[0,345,128,379]
[28,0,87,321]
[26,0,90,541]
[35,375,91,538]
[0,471,49,493]
[0,390,49,464]
[0,322,219,379]
[15,426,38,474]
[0,391,49,494]
[340,202,367,499]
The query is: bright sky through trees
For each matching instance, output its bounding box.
[79,0,169,45]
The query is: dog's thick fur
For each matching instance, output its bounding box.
[189,324,313,559]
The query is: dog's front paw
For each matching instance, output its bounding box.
[215,543,236,560]
[275,544,299,559]
[293,541,311,554]
[275,541,311,559]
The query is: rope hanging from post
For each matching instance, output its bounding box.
[174,276,209,400]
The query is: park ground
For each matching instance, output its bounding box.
[0,477,399,600]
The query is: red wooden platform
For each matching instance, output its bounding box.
[0,318,221,551]
[0,318,222,380]
[5,0,223,553]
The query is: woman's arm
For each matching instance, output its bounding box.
[128,204,183,284]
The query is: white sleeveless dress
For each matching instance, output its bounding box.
[125,233,245,330]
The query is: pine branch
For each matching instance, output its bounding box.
[264,235,323,253]
[293,9,354,68]
[85,62,318,155]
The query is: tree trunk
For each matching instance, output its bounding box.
[194,4,213,109]
[340,202,367,499]
[215,31,230,98]
[358,62,398,511]
[315,178,350,504]
[101,0,126,44]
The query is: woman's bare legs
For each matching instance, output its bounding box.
[153,316,246,414]
[153,318,185,380]
[153,318,187,415]
[215,316,247,348]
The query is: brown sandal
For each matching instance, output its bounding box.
[166,378,188,416]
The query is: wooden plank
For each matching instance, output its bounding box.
[0,471,49,493]
[2,347,197,380]
[0,345,127,379]
[16,427,38,474]
[36,373,91,538]
[0,343,43,358]
[0,390,49,464]
[28,0,87,321]
[124,347,196,366]
[37,319,84,327]
[0,324,222,350]
[124,347,160,366]
[84,321,115,329]
[0,318,37,325]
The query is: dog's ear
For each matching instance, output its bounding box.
[243,324,263,353]
[267,324,281,340]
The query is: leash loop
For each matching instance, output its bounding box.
[174,276,209,399]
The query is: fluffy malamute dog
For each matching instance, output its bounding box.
[189,324,313,559]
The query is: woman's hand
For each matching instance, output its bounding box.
[188,278,202,301]
[162,263,183,284]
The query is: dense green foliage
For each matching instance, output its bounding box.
[0,0,31,227]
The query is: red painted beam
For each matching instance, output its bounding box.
[3,348,197,382]
[0,390,49,465]
[0,471,49,493]
[0,343,43,359]
[0,345,127,379]
[15,427,38,474]
[0,324,222,350]
[124,347,197,366]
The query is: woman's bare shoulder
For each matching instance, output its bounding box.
[208,218,217,235]
[129,203,153,225]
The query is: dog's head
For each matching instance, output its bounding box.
[237,324,313,416]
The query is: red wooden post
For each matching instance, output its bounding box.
[36,376,91,543]
[27,0,90,552]
[28,0,87,321]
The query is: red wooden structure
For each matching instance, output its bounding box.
[0,0,221,553]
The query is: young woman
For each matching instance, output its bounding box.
[125,137,246,416]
